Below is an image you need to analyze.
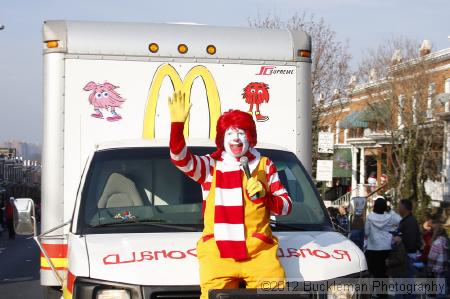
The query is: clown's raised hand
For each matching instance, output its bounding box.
[168,91,191,123]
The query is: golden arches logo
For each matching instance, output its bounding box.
[142,64,221,140]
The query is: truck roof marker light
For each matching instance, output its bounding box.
[178,44,188,54]
[297,50,311,58]
[206,45,216,55]
[149,43,159,53]
[46,40,59,48]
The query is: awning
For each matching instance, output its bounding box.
[333,148,352,178]
[339,111,368,129]
[359,102,392,124]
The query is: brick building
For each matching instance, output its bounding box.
[321,42,450,204]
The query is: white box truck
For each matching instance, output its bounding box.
[15,20,367,299]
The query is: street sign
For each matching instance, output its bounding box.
[318,132,334,154]
[316,160,333,181]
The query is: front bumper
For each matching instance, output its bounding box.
[72,272,370,299]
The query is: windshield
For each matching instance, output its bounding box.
[77,147,330,234]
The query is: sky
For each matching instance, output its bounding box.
[0,0,449,143]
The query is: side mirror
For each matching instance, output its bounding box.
[13,198,36,235]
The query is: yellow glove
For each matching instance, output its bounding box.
[167,90,191,123]
[246,177,266,198]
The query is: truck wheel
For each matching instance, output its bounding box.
[43,286,62,299]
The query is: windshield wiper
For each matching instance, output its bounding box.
[90,219,199,231]
[270,220,306,231]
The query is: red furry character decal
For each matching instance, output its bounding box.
[242,82,270,122]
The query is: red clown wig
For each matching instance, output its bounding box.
[211,110,257,159]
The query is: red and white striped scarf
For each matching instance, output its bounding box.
[213,150,260,260]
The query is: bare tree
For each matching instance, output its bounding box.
[356,37,443,214]
[249,13,352,174]
[356,37,419,82]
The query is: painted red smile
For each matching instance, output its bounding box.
[230,143,243,155]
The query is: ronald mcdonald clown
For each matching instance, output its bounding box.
[168,91,292,299]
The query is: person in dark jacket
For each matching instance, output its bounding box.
[386,231,408,278]
[386,230,408,299]
[5,197,15,240]
[398,198,421,299]
[398,199,421,253]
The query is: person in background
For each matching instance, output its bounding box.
[384,198,402,231]
[385,197,394,214]
[334,179,345,200]
[365,197,400,298]
[419,213,433,265]
[368,172,377,193]
[379,174,388,194]
[327,207,338,227]
[336,205,350,235]
[365,198,400,272]
[0,196,4,237]
[349,186,367,250]
[386,230,408,299]
[397,199,421,299]
[5,197,15,240]
[427,218,448,298]
[398,199,421,268]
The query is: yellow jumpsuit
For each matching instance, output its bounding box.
[197,157,285,299]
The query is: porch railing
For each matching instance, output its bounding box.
[329,184,393,211]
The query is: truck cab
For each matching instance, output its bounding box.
[64,140,367,298]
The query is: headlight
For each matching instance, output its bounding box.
[328,283,356,299]
[96,289,131,299]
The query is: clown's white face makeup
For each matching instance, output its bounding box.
[224,127,249,158]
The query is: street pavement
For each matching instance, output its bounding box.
[0,228,43,299]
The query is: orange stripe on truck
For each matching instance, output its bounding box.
[67,271,75,294]
[40,243,68,258]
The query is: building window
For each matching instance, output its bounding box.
[398,94,404,128]
[427,83,435,119]
[368,121,384,133]
[412,92,417,124]
[445,79,450,113]
[348,128,364,139]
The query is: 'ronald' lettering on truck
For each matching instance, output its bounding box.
[13,21,368,299]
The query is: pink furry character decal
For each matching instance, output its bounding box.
[242,82,270,122]
[83,81,125,122]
